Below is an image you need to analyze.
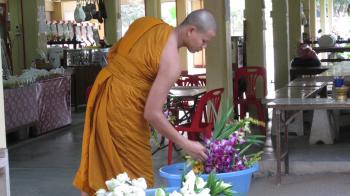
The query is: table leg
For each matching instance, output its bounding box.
[283,111,289,175]
[262,109,276,160]
[276,109,282,184]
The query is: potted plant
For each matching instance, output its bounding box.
[159,108,265,196]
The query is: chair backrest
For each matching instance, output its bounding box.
[191,74,206,86]
[189,88,224,130]
[175,75,193,86]
[233,66,267,101]
[175,74,207,87]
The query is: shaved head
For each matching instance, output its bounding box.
[180,9,217,33]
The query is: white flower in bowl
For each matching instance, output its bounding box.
[116,172,130,184]
[106,178,121,191]
[132,177,147,190]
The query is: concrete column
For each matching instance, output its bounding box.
[18,0,44,68]
[272,0,290,88]
[176,0,188,71]
[303,0,311,41]
[203,0,233,110]
[309,0,316,40]
[8,0,24,74]
[328,0,333,32]
[104,0,119,43]
[288,0,301,59]
[0,42,6,149]
[145,0,161,18]
[320,0,326,34]
[245,0,266,66]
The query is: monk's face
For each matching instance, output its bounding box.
[187,27,216,53]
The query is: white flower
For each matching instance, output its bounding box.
[155,188,166,196]
[169,191,182,196]
[131,177,147,190]
[116,172,130,184]
[113,183,131,194]
[220,182,231,189]
[181,170,196,194]
[106,178,121,191]
[96,189,107,196]
[196,188,210,196]
[129,186,146,196]
[195,177,206,189]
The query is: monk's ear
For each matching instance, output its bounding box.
[186,25,197,37]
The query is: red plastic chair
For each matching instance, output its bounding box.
[190,74,206,86]
[233,66,267,134]
[167,88,224,164]
[175,75,193,86]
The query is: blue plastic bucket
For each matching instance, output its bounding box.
[159,163,259,196]
[145,187,179,196]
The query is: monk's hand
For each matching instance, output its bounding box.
[183,140,208,162]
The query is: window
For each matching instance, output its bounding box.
[161,0,176,27]
[120,0,145,36]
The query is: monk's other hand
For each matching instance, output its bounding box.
[183,140,208,162]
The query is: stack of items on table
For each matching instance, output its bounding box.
[3,67,72,137]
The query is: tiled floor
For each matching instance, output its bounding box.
[7,111,350,196]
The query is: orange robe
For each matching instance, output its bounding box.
[73,17,173,194]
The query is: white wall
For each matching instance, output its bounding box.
[0,42,7,148]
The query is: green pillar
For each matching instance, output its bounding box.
[145,0,161,19]
[0,42,7,148]
[176,0,188,71]
[309,0,316,40]
[272,0,290,88]
[303,0,311,41]
[328,0,333,32]
[203,0,233,110]
[104,0,119,44]
[320,0,326,34]
[288,0,301,59]
[20,0,40,67]
[245,0,266,66]
[8,0,24,74]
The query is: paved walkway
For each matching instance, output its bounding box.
[6,111,350,195]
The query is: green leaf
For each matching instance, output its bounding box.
[239,143,253,155]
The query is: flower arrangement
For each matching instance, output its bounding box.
[95,172,147,196]
[95,170,233,196]
[189,108,265,174]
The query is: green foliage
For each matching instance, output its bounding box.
[204,172,233,196]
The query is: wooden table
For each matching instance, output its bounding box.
[266,98,350,184]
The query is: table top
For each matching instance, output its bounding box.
[316,62,350,79]
[263,86,322,103]
[288,78,327,87]
[169,86,206,97]
[313,46,350,53]
[267,98,350,110]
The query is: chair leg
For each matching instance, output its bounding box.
[256,104,266,135]
[168,141,173,165]
[239,104,247,120]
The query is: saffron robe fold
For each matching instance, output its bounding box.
[73,17,173,194]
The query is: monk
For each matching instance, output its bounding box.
[73,9,217,195]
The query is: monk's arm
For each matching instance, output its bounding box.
[144,34,208,161]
